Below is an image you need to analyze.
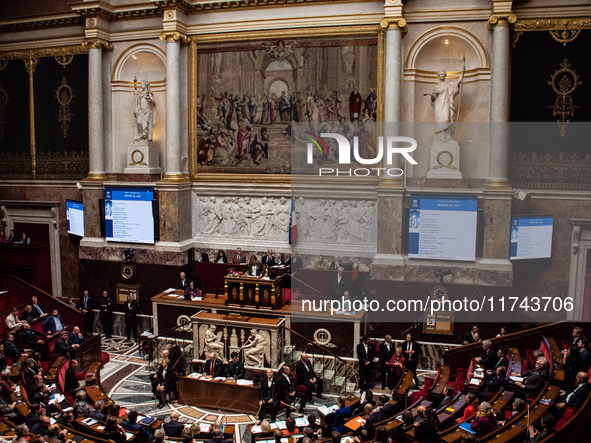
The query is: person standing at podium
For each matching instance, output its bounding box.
[247,255,262,276]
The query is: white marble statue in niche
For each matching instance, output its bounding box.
[242,328,270,367]
[428,66,465,142]
[134,79,157,142]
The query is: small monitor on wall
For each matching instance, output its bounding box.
[510,215,554,260]
[66,199,84,237]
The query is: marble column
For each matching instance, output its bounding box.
[373,20,405,271]
[486,18,511,189]
[382,20,405,183]
[87,44,106,179]
[164,34,182,179]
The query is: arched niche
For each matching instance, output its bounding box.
[406,27,488,75]
[112,44,166,85]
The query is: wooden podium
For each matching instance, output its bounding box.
[224,273,287,309]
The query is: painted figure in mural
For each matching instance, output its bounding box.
[349,88,362,121]
[429,66,465,141]
[134,80,157,142]
[279,91,291,122]
[365,88,377,120]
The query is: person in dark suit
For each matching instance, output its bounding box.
[42,309,65,334]
[30,296,48,320]
[403,333,422,387]
[22,358,39,387]
[296,353,324,402]
[331,266,349,299]
[514,357,550,399]
[155,359,176,408]
[261,249,276,267]
[69,326,85,345]
[486,346,509,376]
[163,411,185,437]
[276,366,306,415]
[78,290,94,334]
[55,330,79,356]
[100,291,113,338]
[90,400,107,421]
[364,394,390,434]
[176,271,190,291]
[4,333,22,360]
[328,256,341,270]
[379,334,396,390]
[64,359,84,392]
[123,295,139,341]
[121,410,152,443]
[478,366,506,401]
[474,340,496,371]
[357,335,375,391]
[167,342,184,375]
[203,352,224,377]
[463,325,479,344]
[226,352,245,379]
[20,323,45,348]
[554,371,591,412]
[259,368,279,421]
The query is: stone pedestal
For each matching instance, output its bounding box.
[427,138,462,179]
[124,142,162,174]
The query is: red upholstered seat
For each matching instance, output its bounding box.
[292,372,308,394]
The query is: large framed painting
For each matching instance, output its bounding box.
[189,29,380,177]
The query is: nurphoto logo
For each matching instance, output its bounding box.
[302,129,418,177]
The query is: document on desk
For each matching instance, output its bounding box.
[275,420,287,430]
[317,405,338,415]
[236,379,253,386]
[82,418,98,426]
[164,288,176,294]
[294,418,309,427]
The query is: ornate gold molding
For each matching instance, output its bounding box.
[547,58,582,137]
[513,18,591,32]
[55,77,75,139]
[484,178,512,191]
[380,18,407,32]
[0,45,90,62]
[159,31,190,44]
[488,14,517,30]
[0,16,83,33]
[83,39,114,51]
[190,25,379,44]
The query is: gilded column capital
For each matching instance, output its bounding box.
[488,14,517,29]
[380,18,407,32]
[159,31,190,44]
[83,39,113,51]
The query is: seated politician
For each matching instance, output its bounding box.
[203,352,224,377]
[184,281,200,300]
[42,309,65,334]
[55,330,80,356]
[226,352,245,379]
[69,326,85,345]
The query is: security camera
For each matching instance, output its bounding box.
[513,189,530,202]
[76,182,83,191]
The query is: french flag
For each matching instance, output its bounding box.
[289,198,298,244]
